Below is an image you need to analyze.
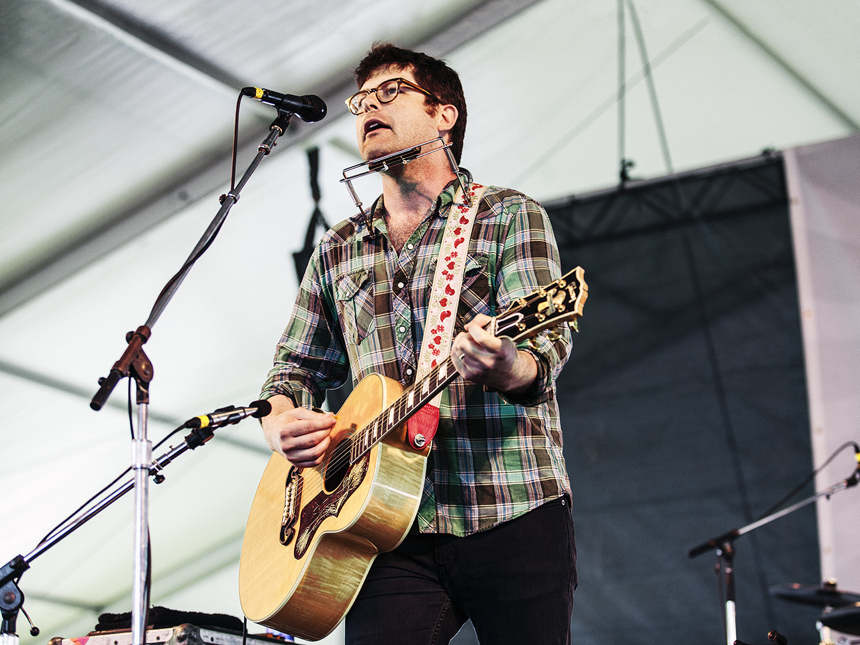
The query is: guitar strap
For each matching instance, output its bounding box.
[407,180,487,450]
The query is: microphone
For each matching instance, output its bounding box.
[242,87,327,122]
[184,400,272,430]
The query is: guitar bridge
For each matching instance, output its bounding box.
[279,466,303,546]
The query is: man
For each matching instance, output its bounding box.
[260,43,576,644]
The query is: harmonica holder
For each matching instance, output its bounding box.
[340,137,469,231]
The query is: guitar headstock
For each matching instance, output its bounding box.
[495,267,588,343]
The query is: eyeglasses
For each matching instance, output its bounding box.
[345,78,438,115]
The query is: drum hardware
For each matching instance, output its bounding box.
[688,451,859,645]
[820,603,860,637]
[771,580,860,645]
[771,581,860,607]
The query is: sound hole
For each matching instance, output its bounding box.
[323,439,352,493]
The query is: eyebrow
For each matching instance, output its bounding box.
[361,75,410,90]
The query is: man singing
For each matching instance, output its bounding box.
[259,43,577,644]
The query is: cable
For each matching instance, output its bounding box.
[144,89,245,327]
[511,17,709,187]
[230,92,242,191]
[758,440,860,520]
[127,375,135,440]
[626,0,674,175]
[618,0,627,181]
[36,419,195,546]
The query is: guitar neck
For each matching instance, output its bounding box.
[348,354,459,463]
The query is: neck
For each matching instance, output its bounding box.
[378,145,457,220]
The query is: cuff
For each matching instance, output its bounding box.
[491,349,552,407]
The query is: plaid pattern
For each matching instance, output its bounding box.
[261,173,573,536]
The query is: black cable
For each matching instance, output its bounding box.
[618,0,627,181]
[36,419,193,546]
[511,17,708,187]
[626,0,674,175]
[37,465,132,546]
[127,375,134,440]
[679,222,775,630]
[145,89,245,325]
[758,440,860,520]
[230,92,242,191]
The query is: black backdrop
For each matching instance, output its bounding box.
[547,154,821,644]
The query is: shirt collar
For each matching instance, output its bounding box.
[354,168,474,239]
[436,168,473,215]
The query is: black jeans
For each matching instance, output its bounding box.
[345,497,577,645]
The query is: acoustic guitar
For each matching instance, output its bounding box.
[238,267,588,641]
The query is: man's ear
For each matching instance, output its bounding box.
[435,104,459,141]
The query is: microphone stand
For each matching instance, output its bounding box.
[87,109,294,645]
[0,417,234,645]
[688,468,859,645]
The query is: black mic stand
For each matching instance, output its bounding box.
[87,109,294,645]
[688,468,859,645]
[0,416,235,645]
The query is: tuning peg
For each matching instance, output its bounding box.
[547,329,562,342]
[527,338,540,350]
[568,319,580,333]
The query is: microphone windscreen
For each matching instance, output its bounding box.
[302,95,327,122]
[251,400,273,418]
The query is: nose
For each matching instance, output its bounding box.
[362,90,382,113]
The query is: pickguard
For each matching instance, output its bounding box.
[294,454,370,559]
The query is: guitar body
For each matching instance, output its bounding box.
[238,373,430,641]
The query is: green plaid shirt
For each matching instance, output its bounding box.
[261,173,573,536]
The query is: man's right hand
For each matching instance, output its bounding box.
[262,394,337,468]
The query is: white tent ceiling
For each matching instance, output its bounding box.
[1,0,858,643]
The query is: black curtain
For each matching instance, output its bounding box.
[548,154,821,644]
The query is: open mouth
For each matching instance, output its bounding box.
[364,119,390,136]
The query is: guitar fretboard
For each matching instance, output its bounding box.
[348,356,457,463]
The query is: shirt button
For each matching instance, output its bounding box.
[406,368,413,376]
[407,243,414,250]
[397,282,405,289]
[399,326,406,333]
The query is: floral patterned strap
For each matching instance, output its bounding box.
[416,181,487,407]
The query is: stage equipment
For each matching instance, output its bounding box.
[82,85,323,645]
[771,581,860,643]
[689,452,859,645]
[771,581,860,607]
[0,402,263,645]
[820,603,860,636]
[241,87,326,122]
[48,624,280,645]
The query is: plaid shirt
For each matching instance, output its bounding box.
[261,173,573,536]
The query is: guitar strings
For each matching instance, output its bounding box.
[290,356,456,502]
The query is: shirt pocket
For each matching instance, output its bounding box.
[336,268,377,344]
[457,254,492,327]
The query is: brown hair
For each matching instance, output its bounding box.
[354,42,467,164]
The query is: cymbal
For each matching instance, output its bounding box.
[770,582,860,607]
[821,603,860,636]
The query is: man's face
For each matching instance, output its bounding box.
[354,66,442,162]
